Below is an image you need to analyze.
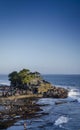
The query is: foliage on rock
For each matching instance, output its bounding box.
[8,69,41,89]
[38,81,53,94]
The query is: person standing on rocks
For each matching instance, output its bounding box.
[24,122,27,130]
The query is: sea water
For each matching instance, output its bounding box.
[0,74,10,86]
[0,74,80,130]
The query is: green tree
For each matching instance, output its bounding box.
[18,69,30,87]
[8,68,41,90]
[8,71,18,87]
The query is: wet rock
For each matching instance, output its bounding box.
[0,98,42,129]
[43,87,68,98]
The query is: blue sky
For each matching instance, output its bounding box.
[0,0,80,74]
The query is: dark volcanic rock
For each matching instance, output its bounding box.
[0,98,42,129]
[43,87,68,98]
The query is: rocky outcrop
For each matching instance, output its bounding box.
[7,69,68,99]
[43,86,68,98]
[0,81,68,99]
[37,79,68,98]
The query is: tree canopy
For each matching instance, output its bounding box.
[8,69,41,89]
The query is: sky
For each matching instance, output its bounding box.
[0,0,80,74]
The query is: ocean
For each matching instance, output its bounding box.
[0,74,80,130]
[0,74,10,86]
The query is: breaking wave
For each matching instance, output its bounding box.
[68,88,80,103]
[54,116,69,126]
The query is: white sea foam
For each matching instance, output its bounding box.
[68,89,80,102]
[54,116,69,126]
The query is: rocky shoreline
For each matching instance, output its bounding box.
[0,85,68,129]
[0,69,68,129]
[0,97,43,129]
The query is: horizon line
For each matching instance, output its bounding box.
[0,73,80,75]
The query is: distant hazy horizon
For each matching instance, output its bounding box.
[0,0,80,74]
[0,73,80,75]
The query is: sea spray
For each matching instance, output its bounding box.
[68,88,80,102]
